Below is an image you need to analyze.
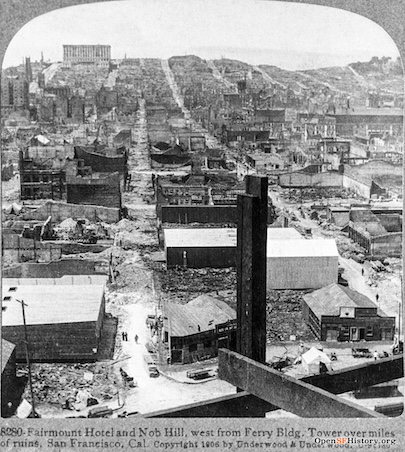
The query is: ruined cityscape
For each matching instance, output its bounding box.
[1,43,404,420]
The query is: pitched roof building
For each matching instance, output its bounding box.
[163,295,236,364]
[302,283,395,342]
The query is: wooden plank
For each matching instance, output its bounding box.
[218,349,384,418]
[145,355,403,417]
[144,392,277,418]
[302,354,404,394]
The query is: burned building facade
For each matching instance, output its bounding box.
[19,148,66,200]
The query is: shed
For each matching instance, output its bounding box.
[266,239,339,289]
[1,282,106,362]
[301,347,332,375]
[163,295,236,364]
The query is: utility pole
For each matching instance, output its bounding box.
[16,299,37,417]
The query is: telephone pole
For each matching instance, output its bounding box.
[16,299,37,417]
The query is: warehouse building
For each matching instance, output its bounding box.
[348,209,402,257]
[164,228,237,268]
[302,283,395,342]
[163,295,236,364]
[163,227,303,268]
[2,277,107,362]
[266,239,339,289]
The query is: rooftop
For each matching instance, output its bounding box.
[303,283,388,319]
[267,228,303,240]
[247,153,284,163]
[164,228,237,248]
[331,108,403,117]
[2,284,105,327]
[164,294,236,337]
[267,239,339,258]
[350,209,380,223]
[164,227,303,248]
[351,222,388,237]
[3,275,108,286]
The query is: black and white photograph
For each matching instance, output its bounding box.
[1,0,404,450]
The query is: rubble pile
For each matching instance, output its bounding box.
[331,233,365,260]
[20,362,118,408]
[266,290,312,342]
[159,267,236,304]
[364,258,402,286]
[2,174,21,203]
[111,219,158,249]
[110,251,154,292]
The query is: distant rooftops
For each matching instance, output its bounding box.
[330,108,403,117]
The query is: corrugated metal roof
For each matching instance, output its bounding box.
[303,283,386,319]
[165,295,236,338]
[2,285,104,326]
[267,239,339,258]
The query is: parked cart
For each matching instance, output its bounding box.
[351,348,372,358]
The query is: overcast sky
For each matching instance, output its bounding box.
[3,0,400,70]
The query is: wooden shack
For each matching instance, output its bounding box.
[163,295,236,364]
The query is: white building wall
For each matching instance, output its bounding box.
[266,256,338,290]
[342,175,371,198]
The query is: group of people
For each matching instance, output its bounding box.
[122,331,138,343]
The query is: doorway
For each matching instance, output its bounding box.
[350,327,359,341]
